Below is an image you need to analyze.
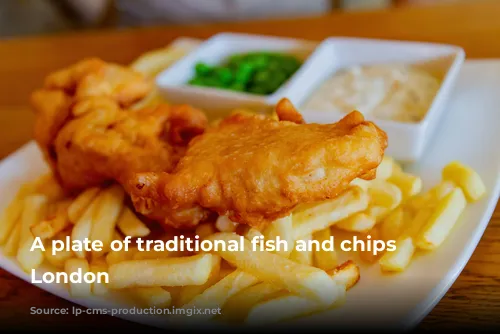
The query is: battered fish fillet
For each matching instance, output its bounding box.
[44,57,151,106]
[31,58,207,192]
[127,101,388,229]
[31,58,153,169]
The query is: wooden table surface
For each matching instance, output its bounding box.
[1,0,499,331]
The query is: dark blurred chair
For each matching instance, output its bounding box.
[47,0,117,28]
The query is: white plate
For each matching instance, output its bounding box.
[1,60,499,331]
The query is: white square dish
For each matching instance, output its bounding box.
[1,60,499,332]
[156,33,318,119]
[285,37,465,162]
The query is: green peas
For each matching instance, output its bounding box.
[253,70,271,84]
[188,78,204,86]
[187,51,302,95]
[195,62,212,76]
[215,67,233,85]
[229,82,246,92]
[235,65,253,84]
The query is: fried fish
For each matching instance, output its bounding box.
[127,101,388,229]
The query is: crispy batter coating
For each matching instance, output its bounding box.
[54,102,206,191]
[44,57,151,106]
[31,89,73,169]
[127,105,388,229]
[31,58,207,193]
[275,98,305,124]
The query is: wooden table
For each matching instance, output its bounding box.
[1,0,499,331]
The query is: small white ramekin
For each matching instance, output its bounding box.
[156,33,318,120]
[286,37,465,162]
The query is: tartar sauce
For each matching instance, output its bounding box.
[302,64,441,123]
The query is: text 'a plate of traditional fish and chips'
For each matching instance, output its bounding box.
[0,33,492,328]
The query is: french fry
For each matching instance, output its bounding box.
[239,225,264,242]
[368,181,402,210]
[129,287,172,308]
[293,186,369,239]
[335,212,376,233]
[17,195,49,272]
[65,258,92,297]
[32,173,65,201]
[67,187,100,224]
[312,228,337,271]
[215,215,239,232]
[195,222,218,240]
[407,181,456,213]
[328,260,360,290]
[442,161,486,201]
[218,266,235,278]
[289,234,313,265]
[365,205,392,222]
[405,206,435,238]
[130,43,198,77]
[178,270,259,320]
[350,178,371,190]
[3,224,21,256]
[20,195,48,244]
[379,207,407,241]
[108,253,216,289]
[204,233,340,306]
[106,247,138,265]
[45,243,74,269]
[129,89,164,110]
[378,201,429,272]
[375,156,395,180]
[116,206,150,238]
[0,184,33,244]
[31,217,64,240]
[379,236,415,272]
[90,259,109,296]
[30,200,71,240]
[245,288,345,325]
[71,194,101,258]
[358,227,383,263]
[45,245,74,269]
[176,255,221,306]
[415,187,467,250]
[89,185,125,258]
[163,286,181,306]
[220,282,282,322]
[112,230,123,242]
[132,248,183,260]
[263,214,293,257]
[388,172,422,200]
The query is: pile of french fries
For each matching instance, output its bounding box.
[0,158,485,324]
[0,173,360,324]
[0,44,488,325]
[330,158,486,272]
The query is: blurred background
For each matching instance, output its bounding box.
[1,0,466,38]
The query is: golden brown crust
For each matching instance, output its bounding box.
[31,89,73,170]
[128,102,388,230]
[275,97,305,124]
[44,58,151,107]
[31,58,208,194]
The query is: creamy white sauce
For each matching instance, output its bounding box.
[302,64,441,123]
